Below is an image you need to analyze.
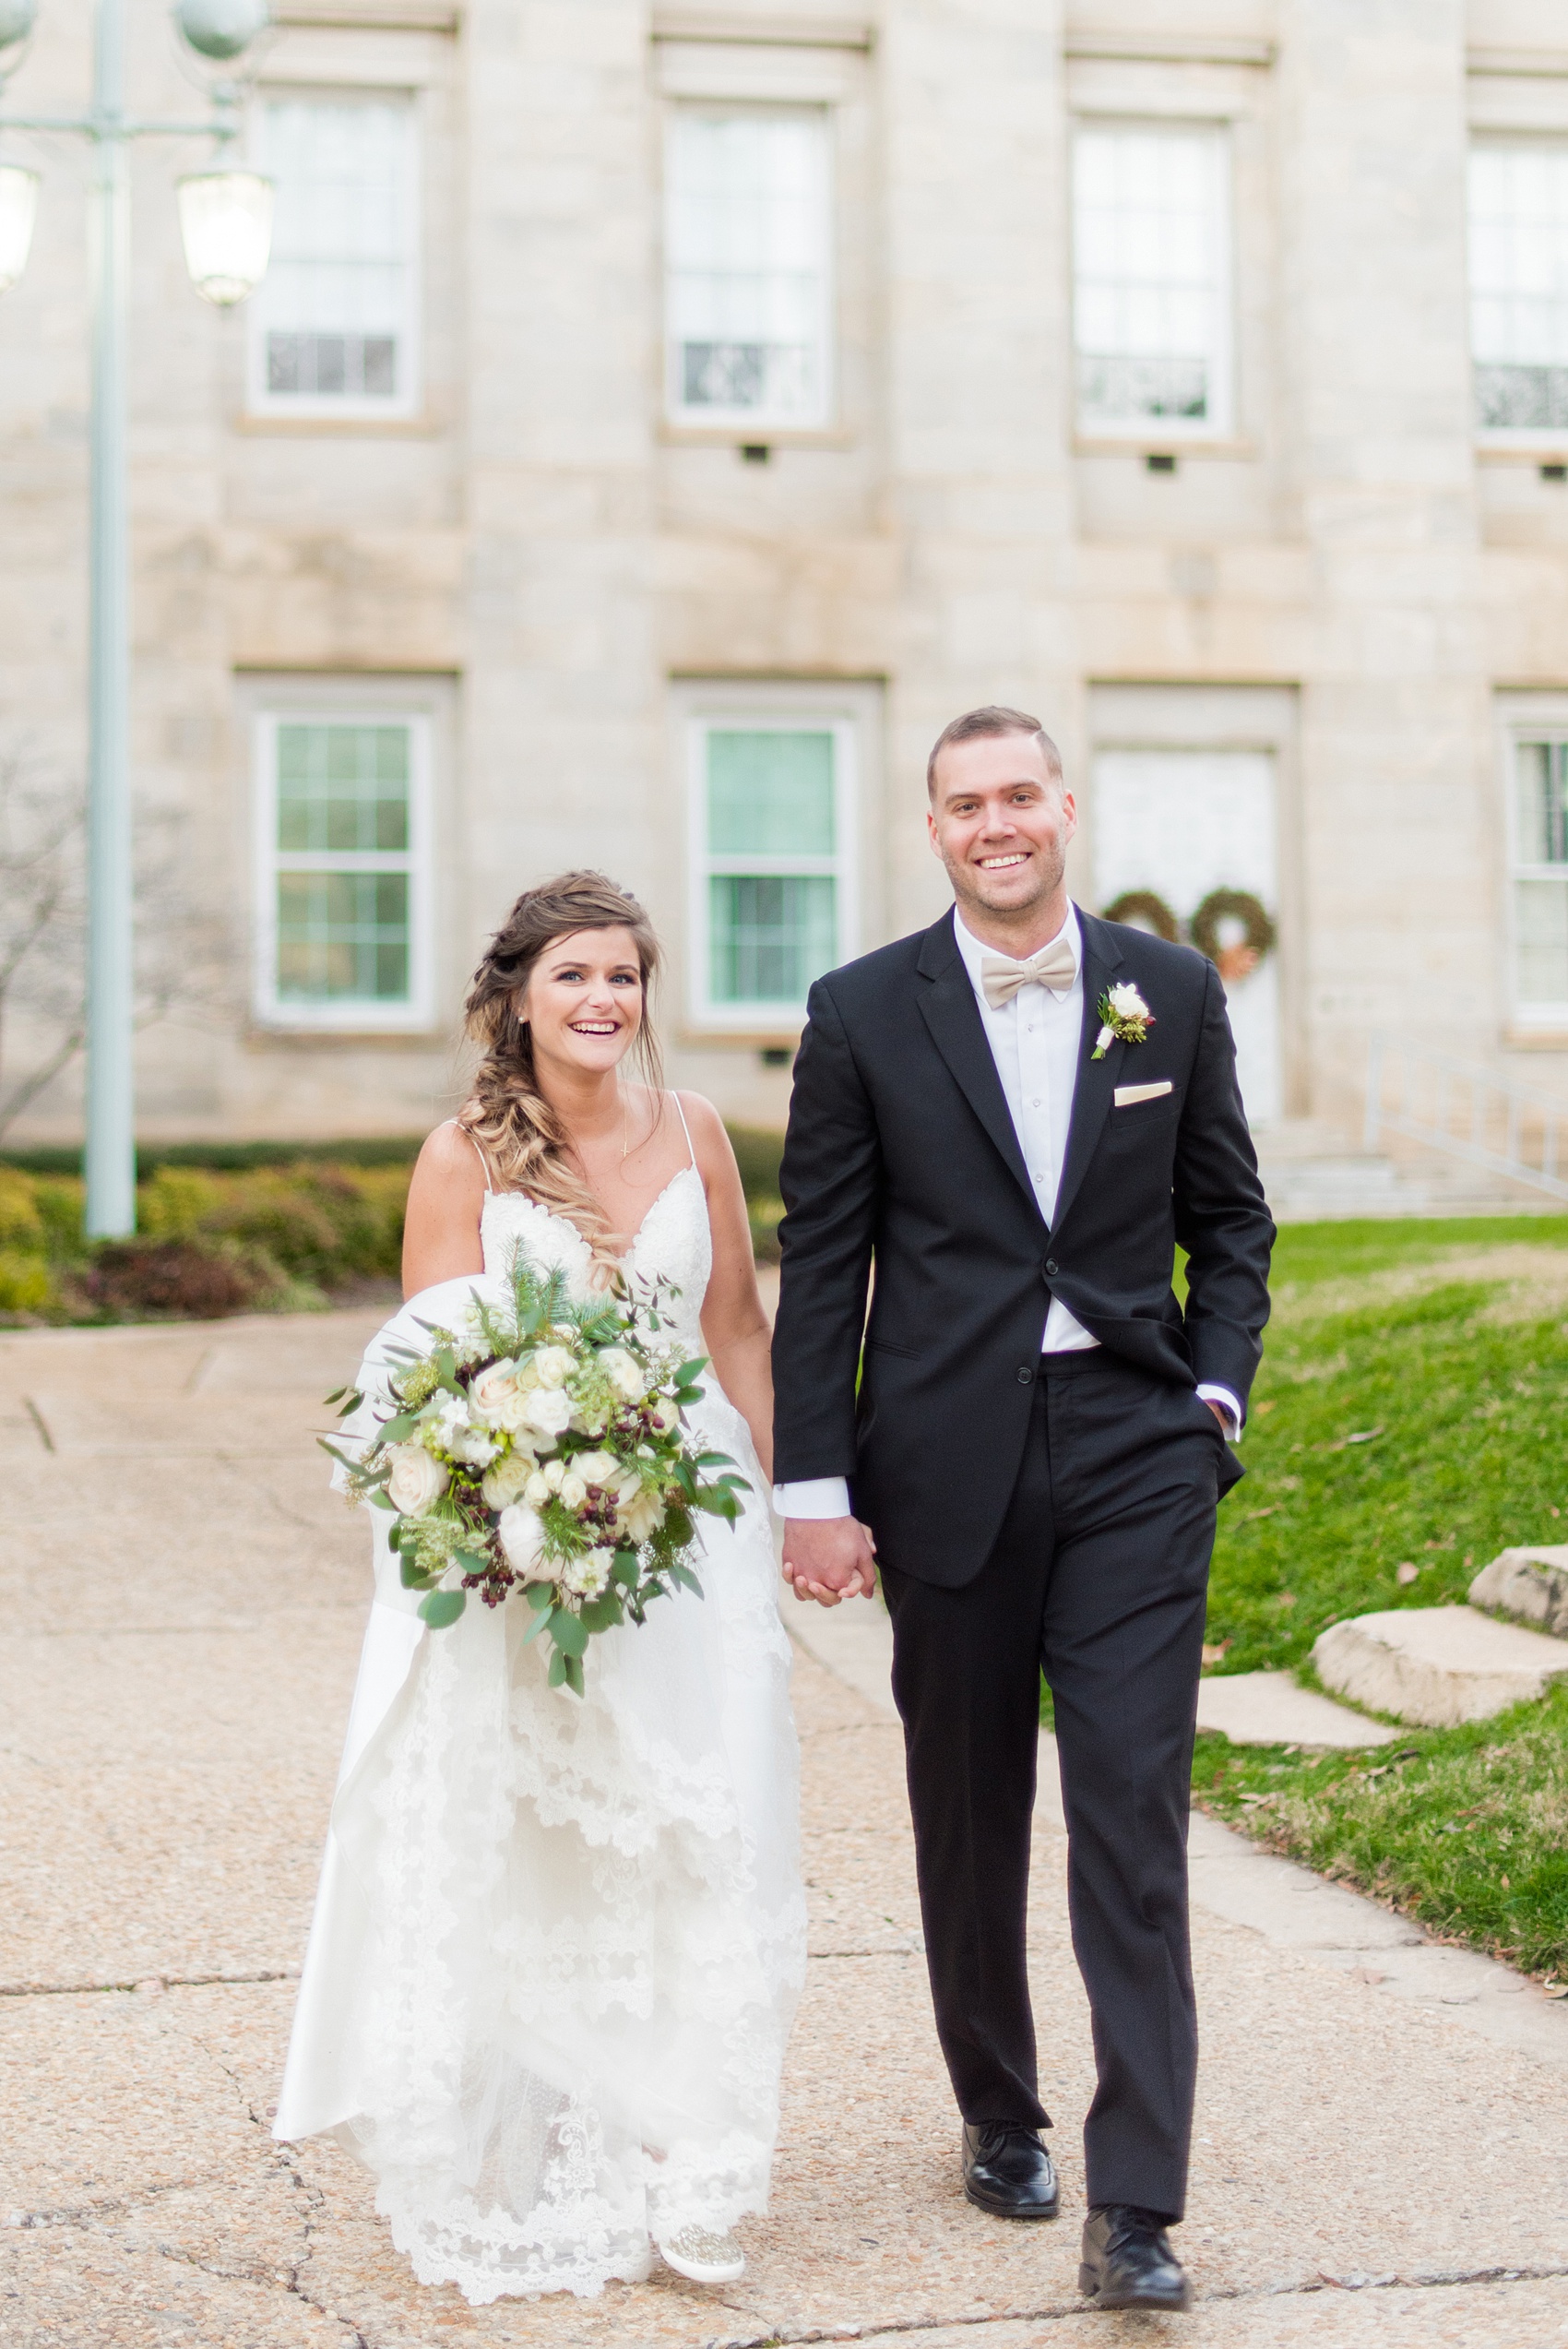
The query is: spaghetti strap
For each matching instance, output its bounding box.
[669,1091,696,1172]
[452,1119,493,1193]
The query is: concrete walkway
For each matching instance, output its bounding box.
[2,1309,1567,2349]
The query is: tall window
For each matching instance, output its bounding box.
[1512,735,1568,1017]
[665,109,833,430]
[688,716,855,1027]
[254,713,431,1028]
[1072,123,1232,436]
[249,97,419,415]
[1470,142,1568,434]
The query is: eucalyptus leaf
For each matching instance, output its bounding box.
[546,1647,570,1687]
[419,1589,467,1628]
[399,1554,435,1590]
[548,1608,588,1658]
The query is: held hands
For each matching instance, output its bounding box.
[781,1516,878,1608]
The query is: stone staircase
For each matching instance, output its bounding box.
[1253,1118,1545,1223]
[1313,1546,1568,1728]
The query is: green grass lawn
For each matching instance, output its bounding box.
[1192,1211,1568,1974]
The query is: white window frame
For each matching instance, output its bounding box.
[246,87,423,423]
[1070,117,1234,443]
[1502,704,1568,1031]
[252,706,434,1031]
[683,702,860,1033]
[663,102,836,434]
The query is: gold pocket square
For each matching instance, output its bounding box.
[1113,1080,1173,1107]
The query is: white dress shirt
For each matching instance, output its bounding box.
[777,904,1240,1520]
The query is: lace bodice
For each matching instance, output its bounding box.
[480,1164,711,1357]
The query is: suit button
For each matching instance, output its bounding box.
[1045,1258,1059,1276]
[1016,1365,1033,1385]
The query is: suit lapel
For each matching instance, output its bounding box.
[1051,910,1126,1232]
[915,915,1040,1219]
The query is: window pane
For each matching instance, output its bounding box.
[667,111,831,423]
[277,723,410,854]
[276,870,410,1002]
[707,729,836,855]
[1469,142,1568,426]
[258,99,411,403]
[1073,125,1228,426]
[709,874,836,1004]
[1516,740,1568,864]
[1515,878,1568,1003]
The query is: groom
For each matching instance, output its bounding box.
[771,708,1273,2314]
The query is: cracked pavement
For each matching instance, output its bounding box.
[2,1309,1567,2347]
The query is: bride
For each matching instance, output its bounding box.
[273,871,805,2304]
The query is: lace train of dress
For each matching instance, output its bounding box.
[273,1167,805,2303]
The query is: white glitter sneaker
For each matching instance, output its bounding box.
[657,2225,746,2284]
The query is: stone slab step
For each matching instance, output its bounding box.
[1195,1669,1396,1748]
[1469,1544,1568,1639]
[1314,1604,1568,1727]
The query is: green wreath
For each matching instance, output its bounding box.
[1190,888,1277,965]
[1101,888,1180,943]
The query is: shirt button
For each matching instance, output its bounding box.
[1031,1097,1041,1106]
[1016,1365,1033,1385]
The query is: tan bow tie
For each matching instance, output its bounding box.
[980,936,1078,1008]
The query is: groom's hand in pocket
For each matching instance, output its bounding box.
[782,1517,878,1607]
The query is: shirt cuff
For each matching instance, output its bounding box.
[1195,1384,1244,1441]
[774,1477,853,1520]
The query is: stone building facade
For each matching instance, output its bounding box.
[4,0,1568,1150]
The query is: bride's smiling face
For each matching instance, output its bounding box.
[518,926,644,1078]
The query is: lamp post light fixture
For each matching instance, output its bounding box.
[0,0,272,1235]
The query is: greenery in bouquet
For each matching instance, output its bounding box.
[322,1250,749,1695]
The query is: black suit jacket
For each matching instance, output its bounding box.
[771,906,1276,1587]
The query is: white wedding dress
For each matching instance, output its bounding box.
[273,1147,805,2304]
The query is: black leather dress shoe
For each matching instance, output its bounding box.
[1078,2205,1193,2311]
[960,2122,1059,2220]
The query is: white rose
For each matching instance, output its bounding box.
[1107,981,1150,1021]
[558,1470,588,1511]
[574,1449,618,1488]
[646,1401,680,1437]
[531,1344,576,1389]
[386,1443,448,1517]
[524,1469,551,1508]
[597,1346,646,1403]
[497,1503,545,1575]
[541,1458,565,1493]
[523,1386,574,1438]
[481,1449,534,1510]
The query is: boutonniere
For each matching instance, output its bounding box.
[1091,982,1154,1060]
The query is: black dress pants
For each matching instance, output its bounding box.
[878,1352,1229,2222]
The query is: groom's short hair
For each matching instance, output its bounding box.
[926,706,1064,799]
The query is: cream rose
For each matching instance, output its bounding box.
[523,1469,551,1508]
[469,1360,537,1431]
[386,1443,448,1517]
[596,1346,646,1403]
[646,1401,680,1437]
[481,1449,534,1510]
[531,1344,576,1389]
[557,1470,588,1512]
[620,1488,665,1543]
[574,1449,618,1488]
[496,1503,545,1575]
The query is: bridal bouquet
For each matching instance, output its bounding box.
[322,1252,748,1695]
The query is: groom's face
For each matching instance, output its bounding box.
[926,733,1077,924]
